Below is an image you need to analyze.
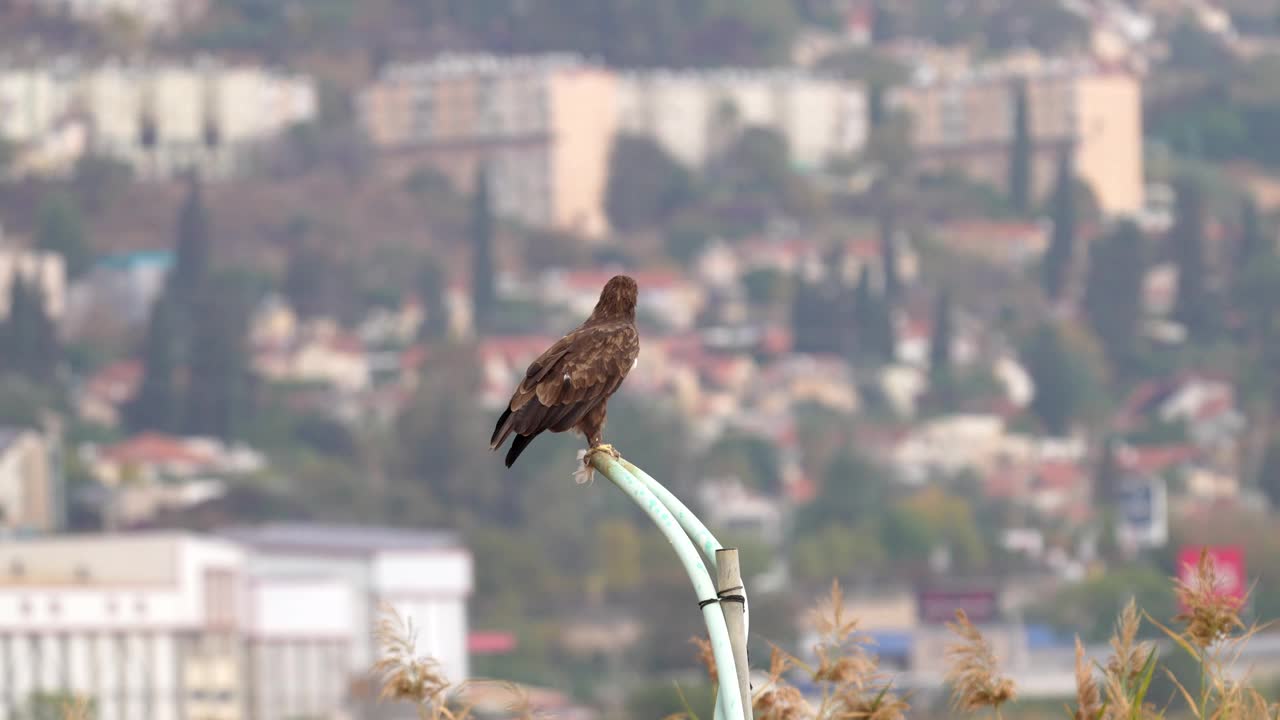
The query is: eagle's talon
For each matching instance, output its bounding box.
[583,443,619,465]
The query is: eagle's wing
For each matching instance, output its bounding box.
[489,320,639,450]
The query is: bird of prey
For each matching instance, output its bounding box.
[489,274,640,468]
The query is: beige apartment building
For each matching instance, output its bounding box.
[359,54,618,238]
[0,427,59,533]
[891,57,1143,216]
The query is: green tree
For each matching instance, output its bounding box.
[284,244,341,320]
[1,275,59,383]
[928,289,955,410]
[470,166,496,335]
[793,450,894,534]
[880,209,902,302]
[1084,219,1145,374]
[1172,176,1213,337]
[720,126,791,197]
[183,285,250,440]
[849,266,895,364]
[704,431,780,494]
[1023,322,1102,436]
[1238,194,1267,273]
[170,176,211,306]
[1008,79,1032,215]
[1042,149,1077,301]
[605,134,695,232]
[418,256,448,339]
[35,190,90,279]
[1260,438,1280,509]
[127,294,182,433]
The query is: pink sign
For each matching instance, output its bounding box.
[1177,545,1246,609]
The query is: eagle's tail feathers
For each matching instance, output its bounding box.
[490,407,514,449]
[505,433,537,468]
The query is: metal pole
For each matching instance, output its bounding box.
[716,549,752,720]
[590,454,745,720]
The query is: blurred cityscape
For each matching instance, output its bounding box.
[1,0,1280,718]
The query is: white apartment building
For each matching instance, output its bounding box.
[616,68,867,171]
[21,0,209,33]
[0,526,473,720]
[0,59,317,179]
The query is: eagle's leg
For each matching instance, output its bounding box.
[580,404,620,465]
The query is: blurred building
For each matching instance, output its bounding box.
[19,0,210,33]
[0,59,317,179]
[0,525,473,720]
[891,56,1144,216]
[358,54,617,238]
[0,244,66,321]
[0,427,60,534]
[617,68,867,171]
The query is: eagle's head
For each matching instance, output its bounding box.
[591,274,639,322]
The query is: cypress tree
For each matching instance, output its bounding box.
[1172,176,1212,337]
[1042,149,1076,301]
[471,166,496,335]
[929,289,955,409]
[1084,220,1145,374]
[128,294,182,433]
[170,175,211,307]
[879,209,901,302]
[1008,79,1032,215]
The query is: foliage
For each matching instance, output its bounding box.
[1042,150,1077,302]
[1021,322,1104,436]
[127,291,182,433]
[0,274,60,384]
[1172,175,1215,340]
[1009,80,1032,217]
[470,167,496,335]
[928,288,956,411]
[35,190,90,279]
[1084,220,1145,376]
[170,176,211,306]
[606,134,697,232]
[0,374,56,429]
[704,431,782,494]
[182,281,252,439]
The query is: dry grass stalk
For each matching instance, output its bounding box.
[60,696,93,720]
[1073,637,1102,720]
[373,604,538,720]
[1174,548,1246,650]
[944,609,1016,716]
[745,581,908,720]
[691,635,718,683]
[1107,599,1151,687]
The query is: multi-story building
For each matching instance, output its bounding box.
[891,56,1143,216]
[0,525,473,720]
[617,68,867,171]
[19,0,209,33]
[0,59,317,179]
[358,54,618,238]
[0,428,60,535]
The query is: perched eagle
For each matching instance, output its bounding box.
[489,275,640,468]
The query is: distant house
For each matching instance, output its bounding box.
[88,432,265,486]
[936,220,1049,268]
[0,427,60,534]
[77,359,143,427]
[67,250,173,332]
[539,268,706,331]
[252,318,372,393]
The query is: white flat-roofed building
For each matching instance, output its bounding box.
[0,525,473,720]
[0,533,247,720]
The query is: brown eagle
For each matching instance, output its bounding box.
[489,275,640,468]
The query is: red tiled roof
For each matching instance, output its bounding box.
[560,269,685,292]
[87,360,143,397]
[100,433,212,466]
[1119,445,1198,475]
[1035,461,1084,490]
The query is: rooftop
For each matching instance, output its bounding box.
[217,523,461,554]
